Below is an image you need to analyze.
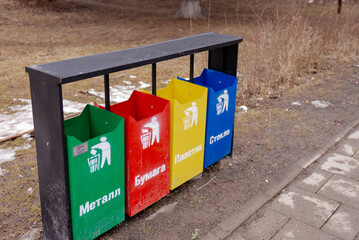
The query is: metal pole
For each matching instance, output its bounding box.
[152,63,156,96]
[190,54,194,83]
[29,76,72,239]
[104,74,110,111]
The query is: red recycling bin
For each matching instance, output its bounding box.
[95,90,170,216]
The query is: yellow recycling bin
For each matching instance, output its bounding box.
[153,79,208,190]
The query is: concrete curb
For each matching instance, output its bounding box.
[203,118,359,240]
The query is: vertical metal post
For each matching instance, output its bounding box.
[152,63,156,96]
[229,123,235,157]
[29,73,72,240]
[208,44,238,77]
[208,44,239,157]
[104,74,110,111]
[190,54,194,83]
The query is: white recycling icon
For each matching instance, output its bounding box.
[216,89,229,115]
[141,117,160,150]
[183,102,198,130]
[87,136,111,173]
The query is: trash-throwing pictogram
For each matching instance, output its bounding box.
[87,136,111,173]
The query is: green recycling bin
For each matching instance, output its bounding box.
[64,104,125,240]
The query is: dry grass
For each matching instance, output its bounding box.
[326,23,359,61]
[234,0,359,104]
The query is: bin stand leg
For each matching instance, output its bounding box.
[190,54,194,83]
[229,121,235,157]
[104,74,110,111]
[29,74,72,239]
[152,63,156,96]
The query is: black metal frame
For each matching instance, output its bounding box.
[26,32,242,240]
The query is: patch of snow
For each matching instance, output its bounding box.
[303,173,325,186]
[162,79,171,84]
[22,144,31,150]
[63,100,86,114]
[0,148,16,165]
[277,191,297,209]
[0,144,31,176]
[138,81,150,88]
[27,187,33,194]
[321,154,359,175]
[302,195,337,218]
[89,86,130,103]
[343,144,354,155]
[0,99,34,141]
[21,133,32,141]
[123,81,132,85]
[129,75,137,79]
[0,144,31,165]
[348,130,359,140]
[324,178,359,198]
[291,101,301,106]
[0,99,85,141]
[89,82,151,104]
[311,100,332,108]
[326,211,352,233]
[284,231,295,239]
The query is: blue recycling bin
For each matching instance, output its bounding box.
[179,68,238,168]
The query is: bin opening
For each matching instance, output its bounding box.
[64,104,121,143]
[158,79,206,105]
[180,68,237,92]
[95,90,169,122]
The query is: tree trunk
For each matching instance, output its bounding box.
[174,0,204,19]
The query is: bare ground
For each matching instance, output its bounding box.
[0,0,359,239]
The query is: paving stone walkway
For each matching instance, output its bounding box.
[228,127,359,240]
